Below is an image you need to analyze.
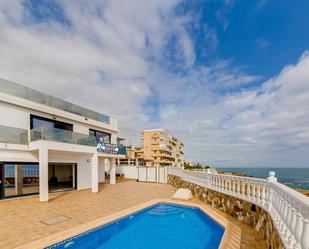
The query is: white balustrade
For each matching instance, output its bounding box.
[168,167,309,249]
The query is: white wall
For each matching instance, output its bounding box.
[116,166,138,179]
[0,96,119,137]
[0,102,30,129]
[48,152,92,190]
[0,149,38,162]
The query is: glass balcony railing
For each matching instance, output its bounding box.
[0,125,28,145]
[0,78,110,124]
[30,126,97,146]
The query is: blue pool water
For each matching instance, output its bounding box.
[47,203,224,249]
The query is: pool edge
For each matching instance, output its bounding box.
[16,199,240,249]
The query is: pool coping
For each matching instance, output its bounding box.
[16,199,240,249]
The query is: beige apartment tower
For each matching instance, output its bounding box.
[141,129,184,167]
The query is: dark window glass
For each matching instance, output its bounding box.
[30,115,72,131]
[89,129,111,144]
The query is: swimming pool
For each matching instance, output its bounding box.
[47,202,224,249]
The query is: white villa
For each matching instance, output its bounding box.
[0,77,126,202]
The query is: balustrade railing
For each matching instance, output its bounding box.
[168,167,309,249]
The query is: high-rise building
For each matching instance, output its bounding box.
[141,129,184,167]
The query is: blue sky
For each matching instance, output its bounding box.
[0,0,309,167]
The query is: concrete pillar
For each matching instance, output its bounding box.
[110,158,116,184]
[91,154,98,193]
[99,158,105,183]
[39,147,49,202]
[15,164,23,195]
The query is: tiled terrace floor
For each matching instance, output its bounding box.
[0,181,267,249]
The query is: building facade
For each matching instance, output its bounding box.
[0,78,126,202]
[141,129,184,167]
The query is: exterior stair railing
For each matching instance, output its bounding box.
[168,167,309,249]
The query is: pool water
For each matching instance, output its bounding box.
[47,203,224,249]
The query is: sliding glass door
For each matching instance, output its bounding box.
[0,165,3,199]
[0,163,39,199]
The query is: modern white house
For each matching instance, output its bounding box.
[0,77,126,202]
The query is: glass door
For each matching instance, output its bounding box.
[0,164,3,199]
[0,163,39,199]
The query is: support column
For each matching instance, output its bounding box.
[91,153,98,193]
[39,147,49,202]
[98,158,105,183]
[110,158,116,184]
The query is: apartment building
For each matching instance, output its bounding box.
[0,78,126,202]
[141,129,184,167]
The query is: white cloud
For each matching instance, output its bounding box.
[0,1,308,168]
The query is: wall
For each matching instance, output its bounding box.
[116,166,138,179]
[168,175,285,249]
[48,152,92,190]
[0,96,118,136]
[0,102,30,129]
[0,149,38,162]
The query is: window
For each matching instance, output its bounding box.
[89,129,111,144]
[0,163,39,199]
[30,115,73,131]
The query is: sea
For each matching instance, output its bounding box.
[218,168,309,190]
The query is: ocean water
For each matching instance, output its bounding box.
[218,168,309,190]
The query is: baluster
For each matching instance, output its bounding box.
[220,177,223,189]
[237,180,241,195]
[252,183,256,202]
[232,179,236,193]
[246,180,251,199]
[289,208,297,238]
[285,203,293,238]
[300,215,309,249]
[256,183,261,203]
[224,178,227,191]
[220,177,223,190]
[229,178,232,192]
[261,184,266,206]
[242,180,246,197]
[294,210,302,246]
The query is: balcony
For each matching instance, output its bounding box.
[0,125,28,145]
[0,78,110,124]
[30,126,97,146]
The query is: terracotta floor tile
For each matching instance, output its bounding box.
[0,181,266,249]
